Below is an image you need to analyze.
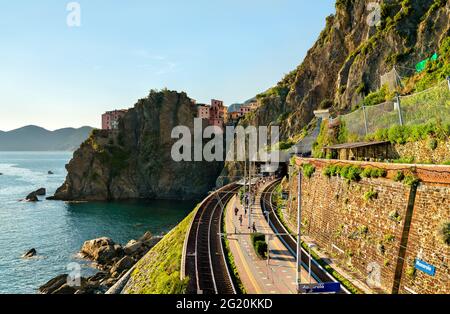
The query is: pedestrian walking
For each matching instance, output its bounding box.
[252,222,257,233]
[234,206,239,216]
[239,215,243,227]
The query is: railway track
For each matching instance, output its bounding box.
[185,183,240,294]
[261,180,351,294]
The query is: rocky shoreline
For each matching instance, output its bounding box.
[39,232,161,294]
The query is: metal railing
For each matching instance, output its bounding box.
[339,79,450,140]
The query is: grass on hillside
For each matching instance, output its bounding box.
[123,209,196,294]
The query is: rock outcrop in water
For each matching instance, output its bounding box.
[52,90,223,201]
[40,232,161,294]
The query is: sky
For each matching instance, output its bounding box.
[0,0,335,131]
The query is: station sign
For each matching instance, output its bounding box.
[414,259,436,276]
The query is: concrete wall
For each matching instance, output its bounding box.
[287,158,449,294]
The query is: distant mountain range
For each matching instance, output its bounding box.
[0,125,94,151]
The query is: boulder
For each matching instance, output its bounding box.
[52,284,77,294]
[39,274,68,294]
[87,271,108,285]
[110,256,134,275]
[25,192,39,202]
[80,237,121,265]
[22,248,37,258]
[123,240,143,256]
[35,188,46,196]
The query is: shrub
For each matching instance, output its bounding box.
[384,234,395,242]
[359,225,369,235]
[394,171,405,182]
[340,166,362,181]
[251,233,268,258]
[251,233,265,245]
[254,241,268,259]
[323,164,342,178]
[428,138,438,150]
[389,210,402,223]
[364,188,378,201]
[403,175,420,187]
[406,266,416,279]
[302,164,316,178]
[438,221,450,246]
[362,167,387,178]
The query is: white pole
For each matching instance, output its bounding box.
[308,246,312,284]
[396,93,404,126]
[447,76,450,91]
[296,170,302,293]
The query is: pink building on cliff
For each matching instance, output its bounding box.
[101,110,128,130]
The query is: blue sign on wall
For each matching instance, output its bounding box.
[415,259,436,276]
[299,282,341,294]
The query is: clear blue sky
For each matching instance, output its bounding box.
[0,0,335,131]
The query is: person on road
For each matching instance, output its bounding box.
[239,215,243,227]
[234,206,239,216]
[252,222,257,233]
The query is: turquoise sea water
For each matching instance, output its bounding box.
[0,152,195,294]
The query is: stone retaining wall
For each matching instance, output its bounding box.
[286,158,449,294]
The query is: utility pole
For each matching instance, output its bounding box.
[395,93,404,126]
[362,105,369,136]
[244,142,247,220]
[447,76,450,91]
[248,158,253,230]
[296,170,302,294]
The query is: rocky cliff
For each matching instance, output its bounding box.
[243,0,450,138]
[53,90,222,201]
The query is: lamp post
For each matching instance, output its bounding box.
[296,171,302,293]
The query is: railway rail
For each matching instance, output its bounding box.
[184,183,240,294]
[260,180,351,294]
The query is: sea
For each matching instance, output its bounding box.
[0,151,195,294]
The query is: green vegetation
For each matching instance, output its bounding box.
[364,188,379,202]
[403,174,420,187]
[405,36,450,92]
[389,210,402,223]
[384,234,395,242]
[405,266,416,279]
[302,163,316,179]
[322,164,362,182]
[428,138,438,150]
[394,171,406,182]
[361,167,387,179]
[340,165,362,182]
[358,225,369,235]
[125,210,196,294]
[366,122,450,145]
[438,221,450,246]
[251,233,268,259]
[358,85,394,109]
